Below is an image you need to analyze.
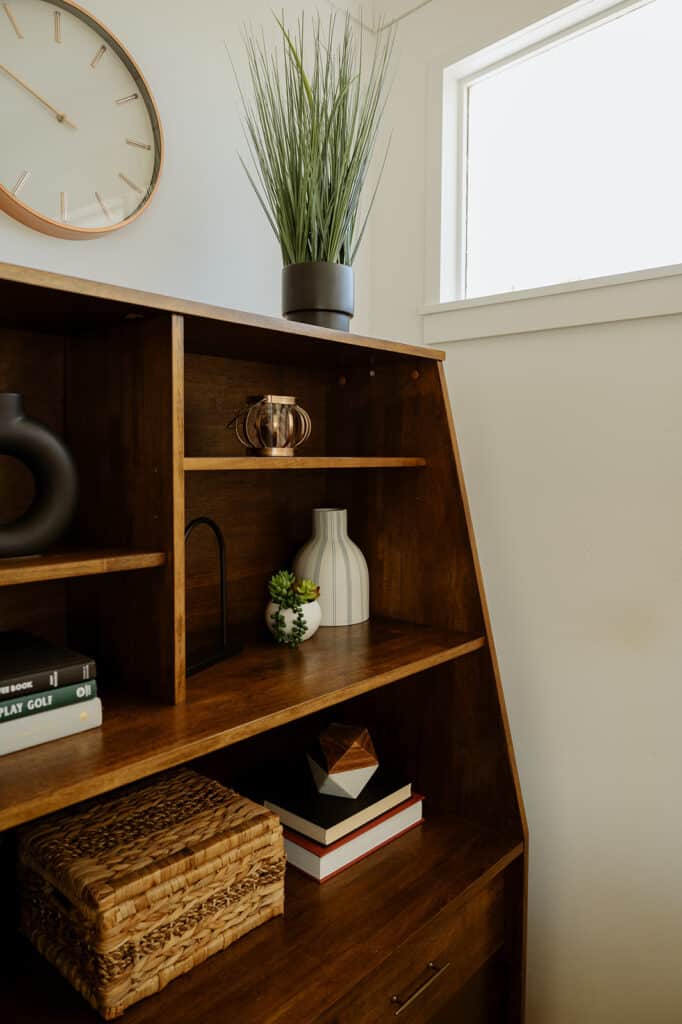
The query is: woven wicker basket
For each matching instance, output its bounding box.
[18,768,285,1019]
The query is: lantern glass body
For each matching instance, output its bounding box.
[235,396,311,457]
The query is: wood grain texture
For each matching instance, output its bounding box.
[184,456,427,471]
[0,327,67,641]
[0,327,64,524]
[183,353,329,643]
[171,316,186,702]
[65,316,179,704]
[437,362,530,1021]
[429,953,508,1024]
[0,262,445,362]
[0,550,166,586]
[0,269,527,1021]
[352,656,523,828]
[184,350,329,459]
[0,620,484,830]
[327,360,484,635]
[437,362,528,835]
[0,581,66,646]
[3,817,522,1024]
[317,877,504,1022]
[318,723,377,773]
[184,469,329,635]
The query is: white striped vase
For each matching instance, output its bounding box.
[293,508,369,626]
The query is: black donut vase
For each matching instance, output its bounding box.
[0,393,78,557]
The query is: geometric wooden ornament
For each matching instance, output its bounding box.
[307,723,379,799]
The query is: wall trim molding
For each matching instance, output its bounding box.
[422,263,682,345]
[424,0,661,308]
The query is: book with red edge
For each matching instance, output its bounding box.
[283,794,424,883]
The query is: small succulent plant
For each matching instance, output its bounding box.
[267,570,320,648]
[294,578,321,604]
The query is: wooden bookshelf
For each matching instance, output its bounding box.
[183,456,427,471]
[0,549,166,587]
[0,620,484,831]
[4,816,523,1024]
[0,263,527,1023]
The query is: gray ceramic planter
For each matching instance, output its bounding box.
[282,262,354,331]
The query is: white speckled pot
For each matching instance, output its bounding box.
[293,508,369,626]
[265,599,321,643]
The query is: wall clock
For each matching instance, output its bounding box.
[0,0,163,239]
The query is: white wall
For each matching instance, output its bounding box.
[372,1,682,1022]
[0,0,371,329]
[444,314,682,1024]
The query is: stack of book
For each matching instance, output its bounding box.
[264,763,423,883]
[0,631,102,756]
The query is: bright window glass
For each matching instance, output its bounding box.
[463,0,682,298]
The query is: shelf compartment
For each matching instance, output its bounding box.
[183,456,427,471]
[2,815,522,1024]
[0,549,167,587]
[0,619,485,831]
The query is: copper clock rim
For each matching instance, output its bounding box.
[0,0,164,240]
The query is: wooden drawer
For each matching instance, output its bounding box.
[318,877,505,1023]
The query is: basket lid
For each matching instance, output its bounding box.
[18,769,280,910]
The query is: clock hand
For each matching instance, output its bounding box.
[0,64,77,129]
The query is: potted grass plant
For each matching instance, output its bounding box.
[237,13,393,331]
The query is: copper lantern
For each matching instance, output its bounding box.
[231,396,311,457]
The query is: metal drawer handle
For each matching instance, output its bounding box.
[390,961,451,1016]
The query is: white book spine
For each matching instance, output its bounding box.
[0,698,102,756]
[285,799,423,881]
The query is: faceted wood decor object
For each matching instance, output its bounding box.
[308,723,379,798]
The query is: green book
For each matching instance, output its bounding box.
[0,681,97,724]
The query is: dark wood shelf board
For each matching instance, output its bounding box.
[0,262,445,362]
[3,816,523,1024]
[0,550,167,587]
[184,456,428,471]
[0,620,485,831]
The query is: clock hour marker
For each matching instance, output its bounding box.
[11,169,30,195]
[54,10,61,43]
[126,138,152,151]
[90,45,106,68]
[2,3,23,39]
[118,172,143,195]
[95,191,112,221]
[116,93,139,105]
[60,191,68,222]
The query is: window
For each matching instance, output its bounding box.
[441,0,682,301]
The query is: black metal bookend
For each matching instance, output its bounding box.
[185,516,243,675]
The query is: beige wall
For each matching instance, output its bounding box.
[372,1,682,1021]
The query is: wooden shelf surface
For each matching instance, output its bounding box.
[3,815,523,1024]
[184,456,427,471]
[0,619,485,831]
[0,549,167,587]
[0,261,446,362]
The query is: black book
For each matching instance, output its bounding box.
[0,631,96,699]
[263,760,411,846]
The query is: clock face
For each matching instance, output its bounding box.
[0,0,163,238]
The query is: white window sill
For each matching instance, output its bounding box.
[421,263,682,345]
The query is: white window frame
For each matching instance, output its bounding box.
[424,0,658,309]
